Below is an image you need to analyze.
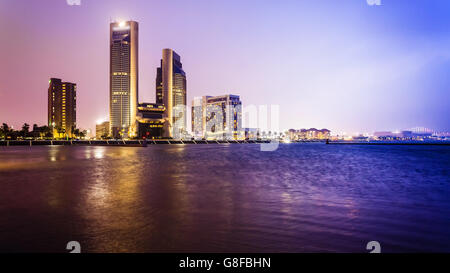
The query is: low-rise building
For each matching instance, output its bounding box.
[288,128,331,140]
[136,103,165,139]
[244,128,259,140]
[96,121,110,139]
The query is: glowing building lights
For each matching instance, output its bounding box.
[48,78,77,138]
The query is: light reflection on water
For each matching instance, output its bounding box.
[0,144,449,252]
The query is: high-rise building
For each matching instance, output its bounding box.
[191,95,242,140]
[158,49,186,139]
[110,20,139,138]
[48,78,77,138]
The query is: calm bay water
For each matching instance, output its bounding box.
[0,143,449,252]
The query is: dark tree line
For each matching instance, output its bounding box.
[0,123,86,140]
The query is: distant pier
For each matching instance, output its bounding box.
[326,141,450,146]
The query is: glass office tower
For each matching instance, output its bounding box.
[48,78,77,138]
[158,49,186,139]
[110,21,139,138]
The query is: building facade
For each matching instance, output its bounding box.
[155,65,163,105]
[96,121,110,139]
[244,128,260,140]
[191,95,242,140]
[191,96,210,139]
[136,103,165,139]
[288,128,331,140]
[48,78,76,138]
[110,20,139,138]
[158,49,186,139]
[373,130,430,140]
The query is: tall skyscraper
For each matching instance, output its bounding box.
[158,49,186,139]
[191,95,242,140]
[110,20,139,138]
[48,78,77,138]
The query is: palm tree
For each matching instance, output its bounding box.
[1,123,10,140]
[21,123,30,138]
[73,128,80,139]
[55,125,65,139]
[31,124,39,138]
[41,126,52,138]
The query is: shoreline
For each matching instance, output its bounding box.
[1,140,449,147]
[0,139,271,147]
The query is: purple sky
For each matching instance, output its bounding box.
[0,0,449,135]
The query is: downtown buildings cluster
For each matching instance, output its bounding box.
[48,20,243,140]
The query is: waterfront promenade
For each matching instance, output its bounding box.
[0,139,271,147]
[1,139,449,147]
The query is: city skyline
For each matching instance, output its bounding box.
[1,0,449,135]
